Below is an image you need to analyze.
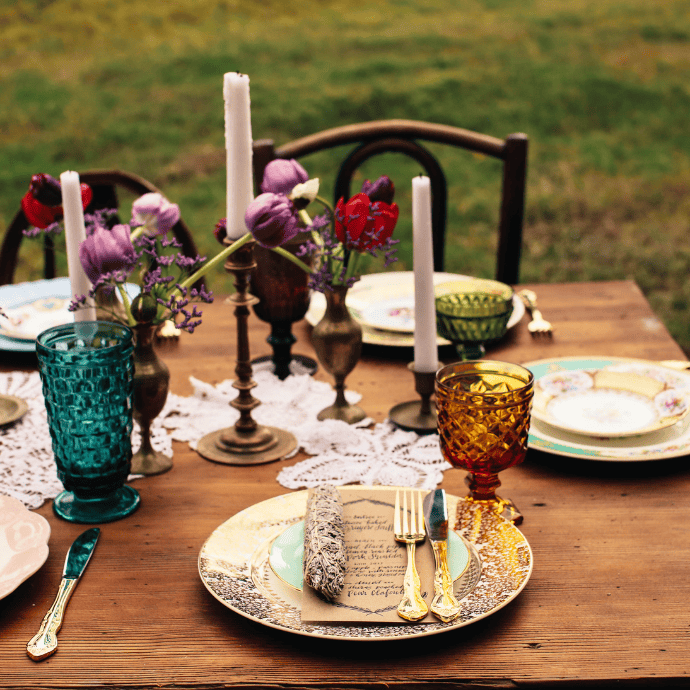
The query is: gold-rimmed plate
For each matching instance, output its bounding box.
[526,356,690,461]
[198,486,533,641]
[305,272,524,347]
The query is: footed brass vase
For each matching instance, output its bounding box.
[311,285,366,424]
[131,322,172,475]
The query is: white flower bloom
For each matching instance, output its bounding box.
[289,178,320,203]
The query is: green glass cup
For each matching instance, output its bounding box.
[36,321,140,524]
[436,291,513,360]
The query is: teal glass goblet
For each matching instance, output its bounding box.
[36,321,140,524]
[435,291,513,361]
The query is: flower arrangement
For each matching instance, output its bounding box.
[21,174,253,333]
[20,160,400,334]
[239,159,400,292]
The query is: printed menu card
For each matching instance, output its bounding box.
[301,487,440,624]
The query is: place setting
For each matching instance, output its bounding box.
[524,356,690,462]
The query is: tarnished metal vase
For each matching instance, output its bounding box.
[311,284,366,424]
[131,322,172,475]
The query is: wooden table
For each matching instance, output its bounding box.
[2,280,689,689]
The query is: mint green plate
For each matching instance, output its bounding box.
[270,520,470,591]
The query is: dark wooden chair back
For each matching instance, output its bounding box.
[0,169,200,286]
[253,119,528,284]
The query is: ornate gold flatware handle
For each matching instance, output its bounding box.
[398,542,428,621]
[27,577,78,661]
[429,540,462,622]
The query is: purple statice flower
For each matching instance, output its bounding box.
[260,159,309,195]
[131,193,180,236]
[175,253,206,271]
[360,176,395,205]
[158,284,213,333]
[22,219,63,238]
[244,192,300,248]
[141,267,175,294]
[79,223,136,285]
[68,294,89,313]
[84,208,118,235]
[159,235,183,249]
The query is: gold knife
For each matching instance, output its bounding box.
[27,527,100,661]
[422,489,461,622]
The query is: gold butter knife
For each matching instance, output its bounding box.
[423,489,461,623]
[27,527,100,661]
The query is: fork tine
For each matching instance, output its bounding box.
[417,491,425,536]
[408,491,415,535]
[402,491,410,536]
[394,490,401,536]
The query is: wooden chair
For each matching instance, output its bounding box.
[253,119,528,284]
[0,169,201,286]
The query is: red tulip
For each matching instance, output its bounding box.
[21,175,93,229]
[334,192,399,252]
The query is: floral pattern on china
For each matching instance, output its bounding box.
[532,362,690,438]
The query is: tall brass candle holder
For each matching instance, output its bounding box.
[197,238,298,465]
[388,363,438,434]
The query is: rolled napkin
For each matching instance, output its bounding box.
[303,484,346,600]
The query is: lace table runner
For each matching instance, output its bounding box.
[1,370,450,509]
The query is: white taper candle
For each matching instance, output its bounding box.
[412,175,438,373]
[223,72,254,240]
[60,171,96,322]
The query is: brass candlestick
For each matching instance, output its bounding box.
[388,363,438,434]
[197,238,298,465]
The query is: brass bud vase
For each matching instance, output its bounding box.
[311,284,366,424]
[131,321,172,475]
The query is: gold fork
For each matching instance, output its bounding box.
[394,489,428,621]
[519,289,553,337]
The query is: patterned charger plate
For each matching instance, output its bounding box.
[526,356,690,461]
[198,486,533,641]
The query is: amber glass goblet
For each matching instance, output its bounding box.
[250,235,317,380]
[435,291,513,361]
[435,360,534,524]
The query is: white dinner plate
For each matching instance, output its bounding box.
[305,272,525,347]
[0,495,51,600]
[525,356,690,461]
[0,278,138,351]
[198,486,532,641]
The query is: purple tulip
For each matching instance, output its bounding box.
[245,193,299,248]
[260,159,309,195]
[79,224,137,284]
[131,192,180,236]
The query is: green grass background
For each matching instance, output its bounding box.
[2,0,690,350]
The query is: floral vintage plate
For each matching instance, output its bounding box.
[0,495,51,599]
[269,519,470,591]
[532,366,690,438]
[0,278,139,351]
[198,486,532,641]
[526,357,690,461]
[305,272,524,347]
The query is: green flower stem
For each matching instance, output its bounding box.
[116,284,136,327]
[270,246,312,274]
[177,232,253,291]
[129,227,145,243]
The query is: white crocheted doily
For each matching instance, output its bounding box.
[1,370,450,509]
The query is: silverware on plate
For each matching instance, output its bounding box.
[423,489,462,622]
[27,527,100,661]
[393,489,428,621]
